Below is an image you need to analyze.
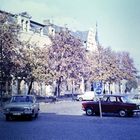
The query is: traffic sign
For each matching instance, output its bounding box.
[94,81,102,94]
[94,81,103,118]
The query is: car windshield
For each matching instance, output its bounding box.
[121,96,134,103]
[129,94,140,100]
[11,96,33,103]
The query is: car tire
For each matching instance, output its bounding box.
[119,110,127,117]
[35,113,38,118]
[86,108,93,116]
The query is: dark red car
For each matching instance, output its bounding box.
[82,94,140,117]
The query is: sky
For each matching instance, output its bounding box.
[0,0,140,73]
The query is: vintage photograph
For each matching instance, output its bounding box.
[0,0,140,140]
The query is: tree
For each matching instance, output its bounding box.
[14,43,49,94]
[87,46,118,81]
[125,79,138,92]
[86,45,138,93]
[0,11,21,96]
[46,29,88,96]
[117,51,137,80]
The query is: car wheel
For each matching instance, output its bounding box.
[35,113,38,118]
[119,110,127,117]
[86,108,93,116]
[79,97,83,101]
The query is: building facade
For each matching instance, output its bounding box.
[1,10,130,96]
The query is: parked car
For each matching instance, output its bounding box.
[3,95,39,121]
[77,91,95,101]
[126,94,140,105]
[82,94,140,117]
[36,95,57,103]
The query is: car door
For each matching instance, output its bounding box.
[101,96,118,113]
[100,96,111,112]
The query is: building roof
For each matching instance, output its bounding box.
[0,10,99,50]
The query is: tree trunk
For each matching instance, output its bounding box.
[71,80,75,100]
[5,81,8,95]
[27,78,34,95]
[108,82,111,94]
[17,79,22,94]
[119,82,121,93]
[57,78,61,97]
[55,78,61,97]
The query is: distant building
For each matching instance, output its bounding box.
[0,10,107,96]
[86,24,99,52]
[16,12,55,47]
[71,23,99,52]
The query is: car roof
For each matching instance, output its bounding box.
[12,95,35,97]
[103,94,125,97]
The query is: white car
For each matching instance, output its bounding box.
[4,95,39,121]
[77,91,95,101]
[126,94,140,105]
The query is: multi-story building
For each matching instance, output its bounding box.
[1,10,129,96]
[0,10,100,95]
[0,10,57,96]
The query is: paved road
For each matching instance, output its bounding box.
[0,101,140,140]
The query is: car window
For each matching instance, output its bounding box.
[101,96,108,101]
[116,97,122,102]
[11,96,34,103]
[109,97,116,102]
[133,96,138,99]
[121,96,131,103]
[133,95,140,99]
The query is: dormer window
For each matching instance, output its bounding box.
[40,28,43,36]
[25,21,28,32]
[21,19,24,30]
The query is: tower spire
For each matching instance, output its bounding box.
[95,22,99,45]
[86,22,99,52]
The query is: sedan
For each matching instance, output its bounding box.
[77,91,95,101]
[3,95,39,121]
[126,94,140,105]
[82,94,140,117]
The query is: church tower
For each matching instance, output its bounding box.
[86,23,99,52]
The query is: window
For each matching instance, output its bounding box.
[21,19,24,30]
[40,28,43,35]
[109,97,116,102]
[102,96,108,101]
[11,96,33,103]
[25,21,28,31]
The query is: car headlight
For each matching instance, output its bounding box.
[24,107,31,111]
